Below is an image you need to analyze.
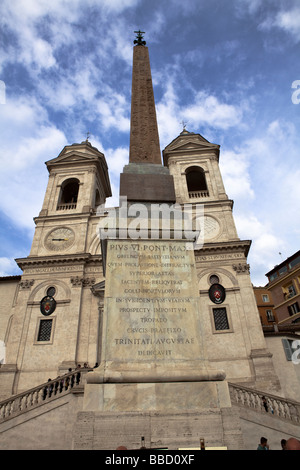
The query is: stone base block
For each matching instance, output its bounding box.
[82,380,231,412]
[73,406,244,450]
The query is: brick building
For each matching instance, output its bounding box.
[253,286,277,326]
[265,250,300,325]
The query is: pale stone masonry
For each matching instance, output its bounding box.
[0,34,287,450]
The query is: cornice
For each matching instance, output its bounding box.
[195,239,252,257]
[34,211,92,224]
[15,253,102,270]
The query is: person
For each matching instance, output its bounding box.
[285,438,300,450]
[43,379,51,400]
[76,364,81,384]
[281,439,287,450]
[257,437,269,450]
[262,396,268,412]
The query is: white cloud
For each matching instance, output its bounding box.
[0,0,139,74]
[0,95,67,229]
[234,214,285,285]
[0,257,21,277]
[224,117,300,284]
[183,92,244,130]
[0,96,66,169]
[220,150,255,200]
[96,91,130,133]
[156,79,246,148]
[275,8,300,41]
[258,6,300,42]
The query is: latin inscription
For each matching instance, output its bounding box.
[104,240,201,362]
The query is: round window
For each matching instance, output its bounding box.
[209,275,219,285]
[47,286,56,297]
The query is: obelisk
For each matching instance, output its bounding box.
[77,32,238,451]
[89,30,225,384]
[119,31,176,202]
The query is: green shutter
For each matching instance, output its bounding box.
[282,338,292,361]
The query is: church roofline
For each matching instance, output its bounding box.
[162,130,220,166]
[45,140,108,168]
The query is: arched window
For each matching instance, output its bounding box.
[185,166,209,198]
[57,178,79,210]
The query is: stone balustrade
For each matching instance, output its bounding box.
[229,382,300,424]
[188,190,209,199]
[1,374,299,425]
[0,368,92,422]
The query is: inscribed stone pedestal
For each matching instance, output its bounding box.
[90,238,225,383]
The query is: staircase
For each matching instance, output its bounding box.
[0,376,299,449]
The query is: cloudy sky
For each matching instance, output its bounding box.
[0,0,299,286]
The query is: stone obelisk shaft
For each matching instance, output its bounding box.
[129,45,161,164]
[120,41,176,202]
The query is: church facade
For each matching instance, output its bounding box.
[0,133,280,399]
[0,34,287,449]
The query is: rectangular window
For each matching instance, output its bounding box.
[288,255,300,270]
[288,302,300,316]
[213,307,229,331]
[37,319,53,342]
[283,283,296,299]
[279,265,288,275]
[266,310,275,322]
[262,294,269,302]
[269,272,277,282]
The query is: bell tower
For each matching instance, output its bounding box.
[29,140,111,257]
[163,128,239,244]
[163,128,280,392]
[4,139,111,392]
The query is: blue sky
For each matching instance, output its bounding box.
[0,0,299,286]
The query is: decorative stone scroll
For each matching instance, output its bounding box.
[19,279,35,290]
[233,263,250,274]
[70,276,95,287]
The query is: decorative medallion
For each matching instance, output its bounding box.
[209,283,226,304]
[40,296,56,316]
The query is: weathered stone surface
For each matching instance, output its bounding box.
[120,172,176,202]
[90,239,224,384]
[129,45,161,164]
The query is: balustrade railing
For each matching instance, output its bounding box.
[0,368,92,422]
[188,190,209,199]
[229,382,300,424]
[57,203,77,210]
[1,374,299,425]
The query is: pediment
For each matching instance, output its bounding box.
[45,142,106,168]
[163,131,220,164]
[167,139,215,152]
[164,134,218,153]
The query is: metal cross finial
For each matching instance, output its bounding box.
[134,30,146,46]
[86,131,90,142]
